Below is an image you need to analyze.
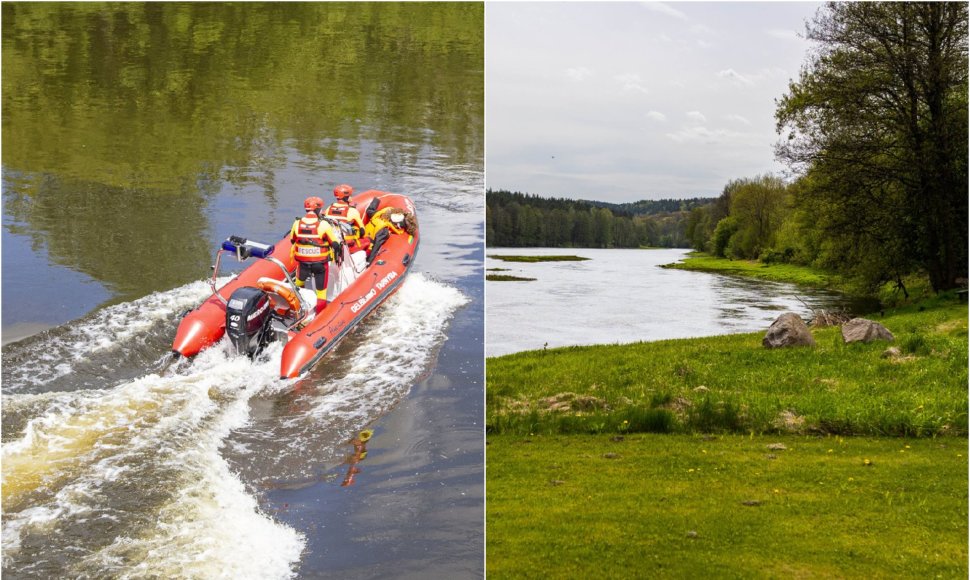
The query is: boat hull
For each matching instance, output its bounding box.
[171,190,419,379]
[280,192,418,377]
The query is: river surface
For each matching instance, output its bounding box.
[2,4,483,579]
[486,248,861,357]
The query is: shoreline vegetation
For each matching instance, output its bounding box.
[662,251,939,308]
[661,251,837,289]
[486,274,536,282]
[487,293,967,437]
[487,254,589,263]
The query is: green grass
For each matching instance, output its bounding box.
[487,301,968,437]
[487,433,968,579]
[487,274,537,282]
[662,252,941,307]
[661,252,839,289]
[488,254,590,263]
[487,267,511,271]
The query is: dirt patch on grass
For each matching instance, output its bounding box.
[538,392,610,413]
[935,319,967,335]
[773,410,806,433]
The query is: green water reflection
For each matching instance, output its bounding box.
[2,2,483,305]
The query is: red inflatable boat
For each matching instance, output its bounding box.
[172,190,419,378]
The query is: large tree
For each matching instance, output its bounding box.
[776,2,968,292]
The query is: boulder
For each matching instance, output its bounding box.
[763,313,816,349]
[842,318,894,343]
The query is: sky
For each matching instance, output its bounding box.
[486,1,823,202]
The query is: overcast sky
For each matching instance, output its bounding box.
[486,1,822,202]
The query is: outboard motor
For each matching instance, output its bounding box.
[226,286,274,357]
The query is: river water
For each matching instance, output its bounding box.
[2,4,483,579]
[486,248,860,357]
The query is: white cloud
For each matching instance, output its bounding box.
[616,73,649,94]
[766,28,801,41]
[641,2,688,21]
[686,111,707,123]
[717,68,755,86]
[665,126,746,145]
[487,2,821,200]
[690,23,714,35]
[697,39,714,49]
[566,67,593,82]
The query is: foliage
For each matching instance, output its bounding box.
[486,190,715,248]
[725,175,790,260]
[775,2,969,292]
[487,433,968,579]
[710,216,739,258]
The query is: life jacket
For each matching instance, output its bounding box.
[364,207,405,239]
[325,201,364,239]
[291,214,334,262]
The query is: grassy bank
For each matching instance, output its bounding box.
[487,275,537,282]
[488,254,590,263]
[661,252,937,306]
[487,433,968,579]
[487,300,967,437]
[661,252,837,288]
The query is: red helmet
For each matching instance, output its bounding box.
[334,184,353,201]
[304,196,324,212]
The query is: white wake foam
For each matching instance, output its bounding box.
[2,278,233,391]
[2,273,468,578]
[2,343,305,578]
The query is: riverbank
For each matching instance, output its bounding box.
[488,298,967,436]
[660,252,935,307]
[486,296,968,576]
[660,252,836,288]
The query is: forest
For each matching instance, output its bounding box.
[485,189,714,248]
[488,3,968,295]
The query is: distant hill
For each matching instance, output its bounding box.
[486,189,717,248]
[581,197,717,217]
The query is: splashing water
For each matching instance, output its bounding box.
[1,273,467,578]
[1,278,234,393]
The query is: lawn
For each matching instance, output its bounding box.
[487,433,968,579]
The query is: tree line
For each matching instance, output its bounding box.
[486,190,715,248]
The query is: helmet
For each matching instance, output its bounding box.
[334,184,353,201]
[304,196,324,212]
